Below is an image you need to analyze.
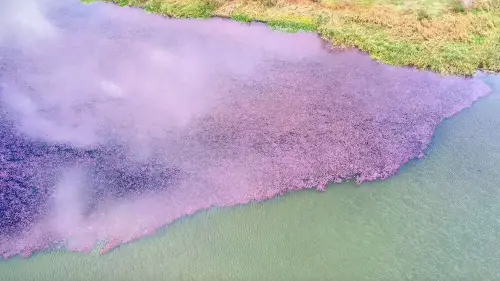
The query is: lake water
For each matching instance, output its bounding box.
[1,1,500,280]
[1,77,499,281]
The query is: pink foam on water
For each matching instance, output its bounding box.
[0,1,493,258]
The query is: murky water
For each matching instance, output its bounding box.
[0,76,499,280]
[1,0,500,279]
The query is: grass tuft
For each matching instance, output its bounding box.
[268,18,317,32]
[145,0,218,18]
[231,13,253,23]
[451,0,467,13]
[417,9,432,20]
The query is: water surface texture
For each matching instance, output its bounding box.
[0,0,497,274]
[1,76,500,280]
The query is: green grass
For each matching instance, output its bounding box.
[267,18,317,32]
[97,0,217,18]
[82,0,500,75]
[144,0,217,18]
[231,13,253,23]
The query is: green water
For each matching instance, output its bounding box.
[1,76,499,280]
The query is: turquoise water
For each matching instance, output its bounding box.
[0,76,498,280]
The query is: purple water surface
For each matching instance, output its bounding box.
[0,0,491,258]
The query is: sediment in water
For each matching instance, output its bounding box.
[0,0,493,258]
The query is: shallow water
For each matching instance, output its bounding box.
[1,76,499,280]
[1,0,500,279]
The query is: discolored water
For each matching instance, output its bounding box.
[0,76,499,280]
[1,0,500,279]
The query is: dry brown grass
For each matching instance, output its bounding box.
[469,0,500,11]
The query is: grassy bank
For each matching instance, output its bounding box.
[82,0,500,75]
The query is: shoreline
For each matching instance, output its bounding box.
[0,0,497,260]
[82,0,500,76]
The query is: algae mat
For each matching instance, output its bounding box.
[1,76,499,280]
[1,0,500,279]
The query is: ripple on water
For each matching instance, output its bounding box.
[0,0,494,258]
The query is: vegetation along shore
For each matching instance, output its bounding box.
[82,0,500,76]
